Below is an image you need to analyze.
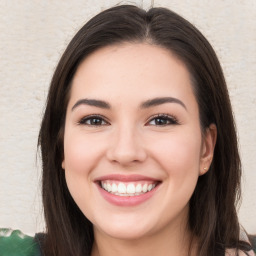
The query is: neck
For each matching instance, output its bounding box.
[91,218,197,256]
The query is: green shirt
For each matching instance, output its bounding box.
[0,229,41,256]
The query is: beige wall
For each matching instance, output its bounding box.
[0,0,255,235]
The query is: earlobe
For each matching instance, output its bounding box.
[200,167,208,175]
[62,160,65,170]
[199,124,217,176]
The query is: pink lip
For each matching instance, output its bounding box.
[94,174,160,207]
[97,185,159,206]
[95,174,159,182]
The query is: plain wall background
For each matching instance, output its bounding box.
[0,0,255,235]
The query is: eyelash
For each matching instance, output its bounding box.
[146,114,179,126]
[78,114,179,127]
[78,114,109,126]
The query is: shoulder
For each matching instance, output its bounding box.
[225,228,256,256]
[0,228,41,256]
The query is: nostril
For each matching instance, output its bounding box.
[106,144,147,165]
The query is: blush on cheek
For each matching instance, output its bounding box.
[160,138,201,166]
[64,136,92,172]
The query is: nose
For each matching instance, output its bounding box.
[106,125,147,165]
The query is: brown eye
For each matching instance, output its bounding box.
[79,115,109,126]
[147,115,178,126]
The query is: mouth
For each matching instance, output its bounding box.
[95,174,161,206]
[100,180,159,197]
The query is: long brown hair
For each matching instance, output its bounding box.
[38,5,252,256]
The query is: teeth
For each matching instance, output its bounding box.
[112,183,118,193]
[107,183,112,192]
[127,183,135,193]
[101,181,157,196]
[142,184,147,193]
[118,183,126,193]
[135,184,142,193]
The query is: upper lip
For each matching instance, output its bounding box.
[94,174,160,182]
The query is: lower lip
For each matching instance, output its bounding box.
[96,184,159,207]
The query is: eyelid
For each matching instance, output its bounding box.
[77,113,179,126]
[78,114,110,126]
[145,113,179,126]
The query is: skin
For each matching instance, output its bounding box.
[62,43,217,256]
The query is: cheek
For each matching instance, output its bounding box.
[63,131,105,175]
[163,135,201,210]
[151,129,201,169]
[63,133,103,219]
[62,133,101,204]
[149,129,202,193]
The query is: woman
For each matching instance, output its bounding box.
[0,4,254,256]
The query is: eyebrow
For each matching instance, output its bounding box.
[71,97,187,111]
[71,98,111,111]
[140,97,187,110]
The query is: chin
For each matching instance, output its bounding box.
[103,227,151,241]
[94,217,154,240]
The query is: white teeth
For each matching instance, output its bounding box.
[142,184,148,193]
[101,181,157,196]
[117,183,126,193]
[148,184,153,191]
[135,184,142,193]
[107,183,112,192]
[126,183,135,193]
[112,183,118,193]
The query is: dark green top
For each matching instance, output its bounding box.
[0,229,41,256]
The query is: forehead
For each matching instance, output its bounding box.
[69,43,196,109]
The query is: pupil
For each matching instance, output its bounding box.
[92,118,101,125]
[156,118,166,125]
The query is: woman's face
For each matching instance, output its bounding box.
[62,43,215,240]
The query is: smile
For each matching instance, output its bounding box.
[100,180,157,196]
[95,175,161,206]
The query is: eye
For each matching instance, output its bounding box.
[78,115,109,126]
[146,114,179,126]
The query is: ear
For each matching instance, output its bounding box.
[62,160,65,170]
[199,124,217,175]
